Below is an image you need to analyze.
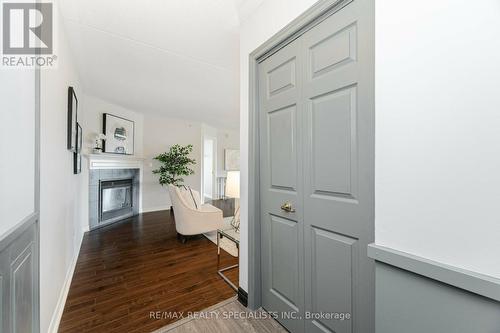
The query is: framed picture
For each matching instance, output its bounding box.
[102,113,134,155]
[224,149,240,171]
[76,123,82,153]
[67,87,78,151]
[73,152,81,174]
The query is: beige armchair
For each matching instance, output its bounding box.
[168,185,223,242]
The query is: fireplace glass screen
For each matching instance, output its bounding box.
[100,179,133,222]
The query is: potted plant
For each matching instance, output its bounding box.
[152,144,196,210]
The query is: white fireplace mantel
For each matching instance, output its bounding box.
[84,153,146,170]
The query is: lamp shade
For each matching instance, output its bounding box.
[225,171,240,198]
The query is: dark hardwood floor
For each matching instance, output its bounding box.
[59,209,238,333]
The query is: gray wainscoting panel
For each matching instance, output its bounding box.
[12,242,35,333]
[0,215,39,333]
[368,244,500,302]
[375,263,500,333]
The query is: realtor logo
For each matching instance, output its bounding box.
[2,1,56,67]
[3,2,53,54]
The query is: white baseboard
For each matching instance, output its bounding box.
[141,205,171,213]
[47,232,84,333]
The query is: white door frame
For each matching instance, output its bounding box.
[247,0,370,310]
[201,134,217,202]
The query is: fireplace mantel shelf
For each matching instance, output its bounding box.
[84,153,146,170]
[84,153,146,160]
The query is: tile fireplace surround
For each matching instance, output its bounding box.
[86,154,144,230]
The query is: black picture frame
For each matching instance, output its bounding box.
[76,122,82,153]
[67,87,78,151]
[102,113,135,155]
[73,152,81,174]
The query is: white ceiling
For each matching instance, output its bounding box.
[59,0,264,129]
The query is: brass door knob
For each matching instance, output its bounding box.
[280,201,296,213]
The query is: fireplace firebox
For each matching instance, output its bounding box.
[99,178,134,223]
[89,168,139,230]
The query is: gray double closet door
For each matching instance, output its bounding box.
[258,1,374,332]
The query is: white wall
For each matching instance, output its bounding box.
[142,115,202,212]
[239,0,317,291]
[0,70,36,237]
[39,6,86,332]
[217,128,240,177]
[375,0,500,278]
[81,95,144,157]
[200,124,239,192]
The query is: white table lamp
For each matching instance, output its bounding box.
[225,171,240,199]
[225,171,240,231]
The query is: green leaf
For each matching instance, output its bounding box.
[152,144,196,186]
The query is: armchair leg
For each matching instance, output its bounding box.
[177,233,187,244]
